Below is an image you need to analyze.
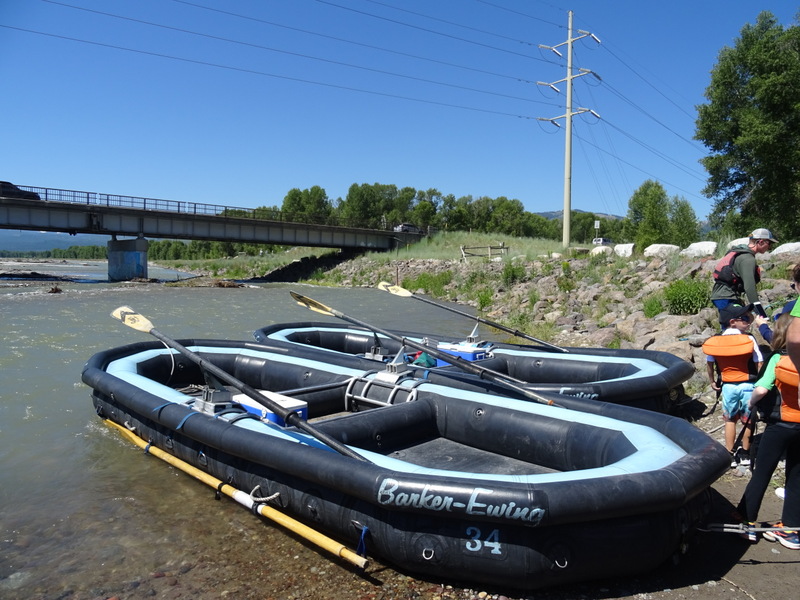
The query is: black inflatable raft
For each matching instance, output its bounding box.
[83,339,728,590]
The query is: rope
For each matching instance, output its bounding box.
[356,525,370,557]
[175,411,201,430]
[249,485,280,503]
[699,522,800,533]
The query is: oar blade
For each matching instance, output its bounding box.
[291,291,336,316]
[111,306,154,333]
[377,281,414,297]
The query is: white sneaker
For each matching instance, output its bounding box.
[776,487,786,499]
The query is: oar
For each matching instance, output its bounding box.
[377,281,568,353]
[104,419,368,569]
[110,306,368,462]
[290,291,560,407]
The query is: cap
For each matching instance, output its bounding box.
[719,303,754,327]
[750,228,778,244]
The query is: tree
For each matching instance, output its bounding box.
[337,183,381,228]
[623,180,671,249]
[281,186,331,223]
[668,197,701,248]
[695,11,800,240]
[523,213,560,240]
[570,211,598,244]
[440,195,474,231]
[488,197,526,235]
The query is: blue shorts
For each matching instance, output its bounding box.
[721,382,753,422]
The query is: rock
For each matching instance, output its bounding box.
[644,244,681,257]
[590,245,614,256]
[727,237,750,249]
[680,241,717,257]
[646,339,694,362]
[614,243,634,257]
[773,242,800,255]
[585,327,619,347]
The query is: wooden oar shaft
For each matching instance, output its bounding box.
[105,419,368,569]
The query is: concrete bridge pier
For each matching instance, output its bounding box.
[108,237,148,281]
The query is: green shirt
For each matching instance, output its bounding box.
[792,301,800,317]
[755,353,781,390]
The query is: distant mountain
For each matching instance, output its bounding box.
[0,230,109,252]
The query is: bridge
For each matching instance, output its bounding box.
[1,185,416,280]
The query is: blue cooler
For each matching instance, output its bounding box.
[435,342,488,367]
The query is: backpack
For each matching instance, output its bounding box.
[713,249,760,293]
[702,334,758,383]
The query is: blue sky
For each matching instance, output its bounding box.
[1,1,797,222]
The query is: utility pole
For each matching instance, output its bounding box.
[537,11,600,249]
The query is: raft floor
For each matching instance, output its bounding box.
[384,436,559,475]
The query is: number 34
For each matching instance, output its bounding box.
[465,527,503,554]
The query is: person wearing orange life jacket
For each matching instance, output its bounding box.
[789,301,800,372]
[703,303,763,467]
[711,228,778,319]
[736,313,800,548]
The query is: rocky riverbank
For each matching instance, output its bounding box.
[316,251,799,396]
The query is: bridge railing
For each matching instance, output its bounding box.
[17,185,428,236]
[20,185,358,228]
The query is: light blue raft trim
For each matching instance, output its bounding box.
[488,348,665,383]
[106,346,686,485]
[266,326,666,383]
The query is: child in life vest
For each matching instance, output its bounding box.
[735,313,800,547]
[703,303,763,466]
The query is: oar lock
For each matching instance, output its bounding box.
[195,388,236,415]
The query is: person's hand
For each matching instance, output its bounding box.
[754,315,769,327]
[710,381,721,392]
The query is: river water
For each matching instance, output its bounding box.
[0,262,493,600]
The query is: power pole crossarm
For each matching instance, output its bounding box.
[537,11,601,249]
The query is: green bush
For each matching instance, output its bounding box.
[663,279,709,315]
[476,287,494,311]
[501,261,526,287]
[556,275,575,293]
[555,260,574,292]
[642,294,665,318]
[401,270,453,297]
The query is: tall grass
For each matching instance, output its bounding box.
[362,232,563,262]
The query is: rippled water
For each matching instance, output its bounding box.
[0,268,482,599]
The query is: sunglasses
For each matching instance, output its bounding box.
[736,315,752,323]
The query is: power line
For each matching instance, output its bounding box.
[601,119,706,181]
[43,0,555,107]
[0,24,539,120]
[574,128,710,204]
[363,0,537,46]
[169,0,541,85]
[475,0,564,28]
[313,0,559,64]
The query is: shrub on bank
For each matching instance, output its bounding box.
[663,279,710,315]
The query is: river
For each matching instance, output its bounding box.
[0,262,499,600]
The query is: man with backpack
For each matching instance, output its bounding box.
[711,228,778,318]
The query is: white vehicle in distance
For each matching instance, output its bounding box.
[592,237,614,246]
